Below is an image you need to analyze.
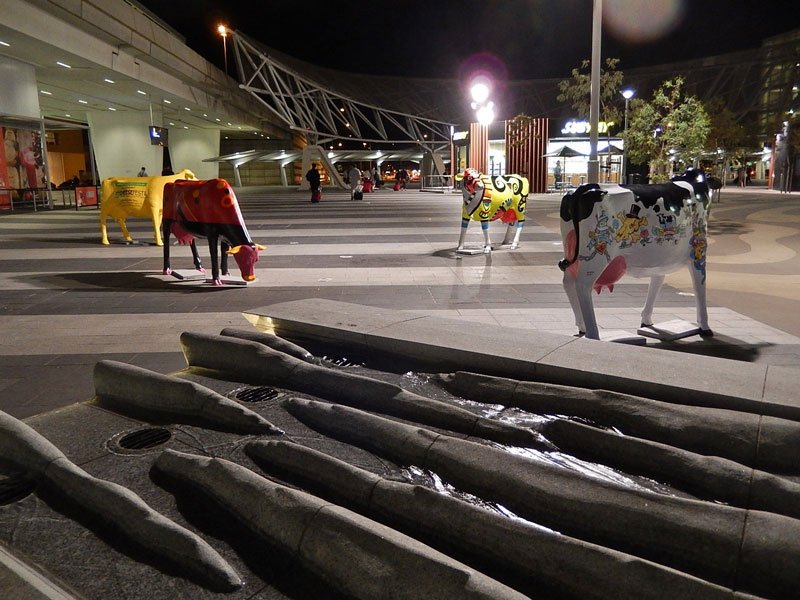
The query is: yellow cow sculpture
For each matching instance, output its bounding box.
[99,169,197,245]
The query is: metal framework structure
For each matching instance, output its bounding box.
[230,31,455,147]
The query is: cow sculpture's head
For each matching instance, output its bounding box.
[462,168,482,194]
[227,243,265,282]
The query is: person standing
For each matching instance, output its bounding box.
[396,167,409,190]
[137,166,148,177]
[305,163,321,203]
[347,165,362,200]
[553,160,563,189]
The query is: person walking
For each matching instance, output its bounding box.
[305,163,322,203]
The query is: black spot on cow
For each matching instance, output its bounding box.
[559,184,607,223]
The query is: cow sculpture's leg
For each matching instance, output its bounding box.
[208,233,222,285]
[220,241,231,277]
[189,241,205,273]
[640,275,665,327]
[150,207,163,246]
[116,218,134,243]
[564,265,601,339]
[100,209,111,245]
[457,218,470,251]
[688,263,712,336]
[562,271,587,335]
[481,221,491,253]
[501,222,523,249]
[162,219,172,275]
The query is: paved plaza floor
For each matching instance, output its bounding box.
[1,184,799,419]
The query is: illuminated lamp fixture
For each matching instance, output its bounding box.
[217,24,229,74]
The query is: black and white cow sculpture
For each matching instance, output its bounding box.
[558,169,711,340]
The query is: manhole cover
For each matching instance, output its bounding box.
[0,474,35,506]
[235,386,281,403]
[116,427,172,451]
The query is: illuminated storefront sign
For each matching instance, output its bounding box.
[561,120,614,135]
[452,129,469,147]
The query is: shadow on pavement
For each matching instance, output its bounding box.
[25,272,244,292]
[650,334,768,363]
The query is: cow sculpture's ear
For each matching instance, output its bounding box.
[255,243,266,251]
[227,245,241,255]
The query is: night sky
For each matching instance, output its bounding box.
[136,0,799,80]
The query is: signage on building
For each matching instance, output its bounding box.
[452,129,469,146]
[561,120,613,135]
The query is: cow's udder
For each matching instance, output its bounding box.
[593,256,627,294]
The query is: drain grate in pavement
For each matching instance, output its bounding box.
[235,386,281,403]
[117,427,172,450]
[0,474,35,506]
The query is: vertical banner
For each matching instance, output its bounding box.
[1,126,45,199]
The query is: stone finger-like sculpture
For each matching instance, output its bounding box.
[154,449,531,600]
[93,360,283,435]
[437,371,800,473]
[179,332,542,448]
[0,409,242,591]
[539,417,800,520]
[284,397,800,599]
[246,439,743,600]
[220,327,316,363]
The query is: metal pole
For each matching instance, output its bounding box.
[622,97,629,183]
[587,0,602,184]
[223,35,228,75]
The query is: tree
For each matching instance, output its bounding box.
[557,58,625,131]
[704,97,760,183]
[626,77,710,182]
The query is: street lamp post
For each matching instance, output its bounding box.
[621,88,635,184]
[587,0,603,184]
[217,24,228,75]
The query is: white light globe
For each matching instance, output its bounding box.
[470,82,490,104]
[476,104,495,126]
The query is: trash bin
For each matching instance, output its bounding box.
[627,174,643,185]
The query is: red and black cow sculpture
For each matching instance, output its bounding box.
[162,179,263,285]
[558,168,711,340]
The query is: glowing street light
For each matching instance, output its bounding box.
[470,82,490,105]
[476,102,495,126]
[469,78,494,126]
[217,24,228,75]
[621,88,635,183]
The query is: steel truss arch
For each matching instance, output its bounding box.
[230,31,455,146]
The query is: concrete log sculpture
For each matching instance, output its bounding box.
[220,327,315,363]
[0,409,242,591]
[179,332,543,448]
[284,397,800,599]
[246,439,748,600]
[154,449,531,600]
[93,360,283,435]
[540,418,800,520]
[437,371,800,473]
